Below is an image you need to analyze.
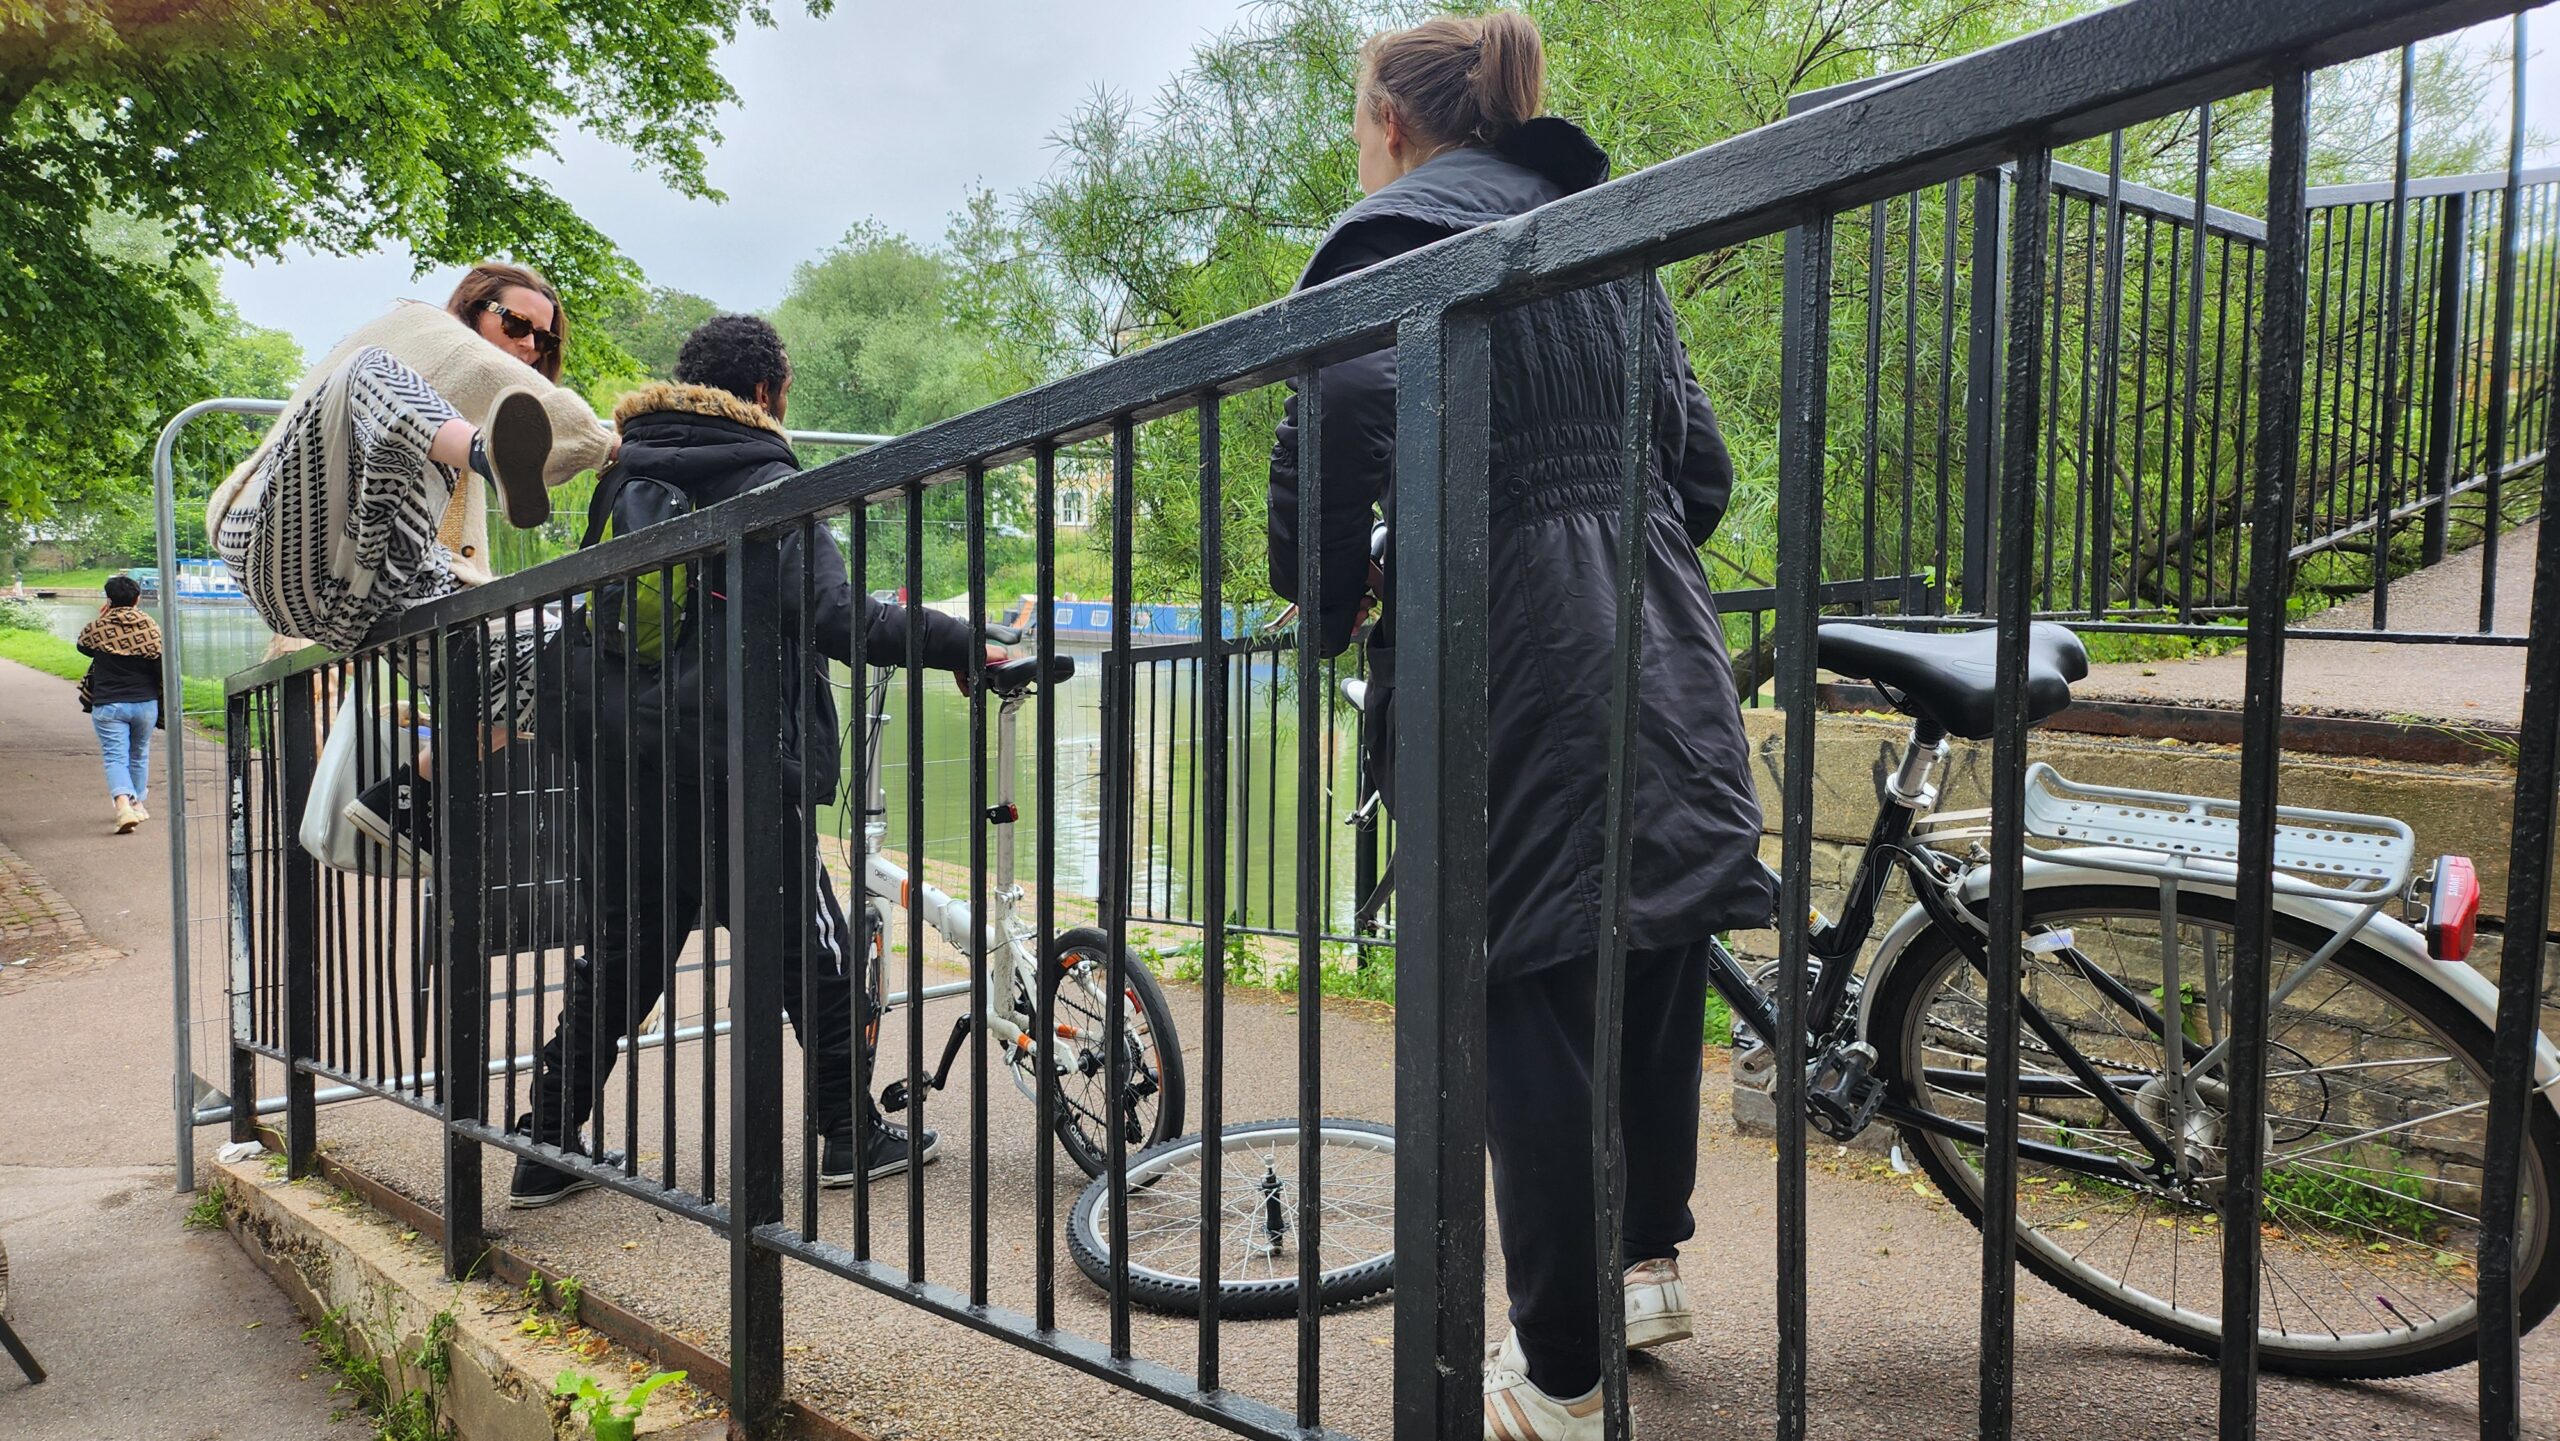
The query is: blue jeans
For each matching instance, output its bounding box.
[92,700,155,802]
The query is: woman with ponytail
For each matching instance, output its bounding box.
[1267,14,1771,1438]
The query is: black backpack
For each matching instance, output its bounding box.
[537,467,707,756]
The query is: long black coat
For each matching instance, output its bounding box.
[1268,118,1774,984]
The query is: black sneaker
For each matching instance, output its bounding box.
[471,386,555,529]
[506,1122,626,1209]
[820,1122,940,1187]
[344,765,435,871]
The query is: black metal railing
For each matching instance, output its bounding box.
[1787,76,2556,638]
[218,3,2558,1439]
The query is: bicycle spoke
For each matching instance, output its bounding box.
[1881,888,2544,1364]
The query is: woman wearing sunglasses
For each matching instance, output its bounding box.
[208,260,617,657]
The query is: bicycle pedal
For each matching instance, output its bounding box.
[879,1080,911,1114]
[1806,1041,1885,1141]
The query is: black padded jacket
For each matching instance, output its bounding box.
[1267,117,1774,982]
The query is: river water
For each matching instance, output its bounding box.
[30,596,278,686]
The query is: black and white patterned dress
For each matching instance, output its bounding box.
[217,346,461,649]
[216,346,543,728]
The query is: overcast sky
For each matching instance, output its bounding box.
[221,4,2558,368]
[220,0,1257,362]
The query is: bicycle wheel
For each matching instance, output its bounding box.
[1868,884,2560,1378]
[1044,927,1187,1178]
[1067,1118,1397,1318]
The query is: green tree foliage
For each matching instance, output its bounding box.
[0,0,832,522]
[944,0,2521,630]
[775,223,1000,436]
[943,0,2101,607]
[588,284,723,392]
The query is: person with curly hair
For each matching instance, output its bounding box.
[507,313,1002,1207]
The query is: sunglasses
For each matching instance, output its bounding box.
[480,300,561,355]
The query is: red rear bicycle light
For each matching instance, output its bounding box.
[2427,855,2479,962]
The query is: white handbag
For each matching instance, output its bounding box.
[299,687,422,877]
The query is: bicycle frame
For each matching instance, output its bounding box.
[855,665,1072,1092]
[1711,716,2454,1194]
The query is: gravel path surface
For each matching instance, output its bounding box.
[2078,521,2536,725]
[314,942,2557,1441]
[0,661,370,1440]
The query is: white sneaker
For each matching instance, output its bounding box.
[1623,1257,1692,1350]
[1483,1331,1605,1441]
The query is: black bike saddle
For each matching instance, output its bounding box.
[985,654,1075,695]
[1814,622,2087,741]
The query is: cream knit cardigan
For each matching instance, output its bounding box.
[205,302,616,586]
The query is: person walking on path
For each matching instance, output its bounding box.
[1267,14,1774,1439]
[76,575,164,835]
[508,313,1001,1208]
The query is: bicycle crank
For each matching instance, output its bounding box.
[879,1012,975,1114]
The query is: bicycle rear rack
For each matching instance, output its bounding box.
[2015,762,2416,901]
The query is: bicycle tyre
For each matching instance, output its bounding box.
[1043,927,1187,1179]
[1066,1118,1398,1319]
[1868,884,2560,1379]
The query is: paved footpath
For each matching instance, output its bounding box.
[0,652,2553,1440]
[2079,520,2537,725]
[0,658,365,1440]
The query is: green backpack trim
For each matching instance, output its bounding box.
[578,471,690,667]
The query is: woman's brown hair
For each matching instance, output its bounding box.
[1358,10,1544,153]
[444,261,568,381]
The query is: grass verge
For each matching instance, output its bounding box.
[0,628,228,736]
[18,566,125,593]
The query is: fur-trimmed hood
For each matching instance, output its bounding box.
[607,379,801,520]
[613,381,787,435]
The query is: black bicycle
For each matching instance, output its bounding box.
[1358,619,2557,1376]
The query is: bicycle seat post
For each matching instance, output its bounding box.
[992,689,1024,898]
[1886,719,1949,813]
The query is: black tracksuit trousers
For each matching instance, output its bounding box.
[529,767,870,1148]
[1486,938,1712,1398]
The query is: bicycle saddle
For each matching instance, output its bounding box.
[1814,622,2086,741]
[984,654,1075,695]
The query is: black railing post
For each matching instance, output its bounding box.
[226,692,261,1146]
[2222,64,2312,1441]
[2479,14,2527,632]
[277,665,321,1178]
[1352,683,1378,922]
[438,626,489,1279]
[1773,215,1835,1441]
[1193,398,1230,1392]
[1589,272,1661,1441]
[1390,305,1491,1441]
[2089,135,2127,618]
[727,535,789,1435]
[2421,190,2469,568]
[2371,46,2417,632]
[2477,235,2560,1441]
[1963,169,2010,615]
[1983,141,2057,1441]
